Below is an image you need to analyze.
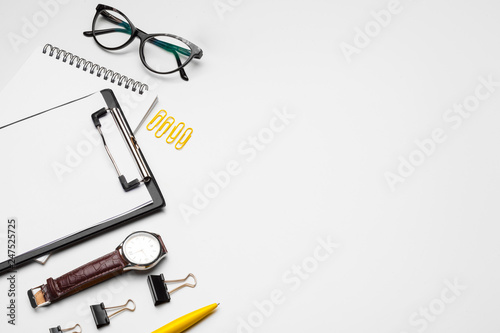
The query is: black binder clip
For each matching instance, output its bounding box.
[48,324,81,333]
[147,273,197,306]
[90,299,135,329]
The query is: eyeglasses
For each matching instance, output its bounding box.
[83,4,203,81]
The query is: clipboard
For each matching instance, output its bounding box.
[0,89,165,274]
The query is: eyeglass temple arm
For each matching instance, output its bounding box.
[148,37,193,57]
[173,51,189,81]
[100,10,124,25]
[83,9,131,36]
[83,28,129,37]
[83,28,193,57]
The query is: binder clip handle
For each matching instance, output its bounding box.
[90,299,135,329]
[167,273,197,294]
[106,299,136,318]
[49,324,81,333]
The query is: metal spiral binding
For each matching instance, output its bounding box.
[42,44,148,94]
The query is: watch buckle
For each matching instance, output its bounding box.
[28,285,51,309]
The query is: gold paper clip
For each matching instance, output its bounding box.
[156,116,175,138]
[147,273,197,306]
[175,128,193,150]
[166,122,185,144]
[146,109,167,131]
[90,299,136,328]
[49,323,82,333]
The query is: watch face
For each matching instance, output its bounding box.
[122,232,162,265]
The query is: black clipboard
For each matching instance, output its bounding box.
[0,89,164,275]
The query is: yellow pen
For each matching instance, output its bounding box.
[152,303,219,333]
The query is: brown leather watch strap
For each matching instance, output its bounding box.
[30,250,128,308]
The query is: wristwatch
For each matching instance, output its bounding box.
[28,231,167,308]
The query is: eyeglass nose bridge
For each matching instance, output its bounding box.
[135,28,149,41]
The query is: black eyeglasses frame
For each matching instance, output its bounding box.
[83,4,203,81]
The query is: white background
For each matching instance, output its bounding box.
[1,0,500,332]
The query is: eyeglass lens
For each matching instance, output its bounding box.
[93,9,133,48]
[143,36,192,73]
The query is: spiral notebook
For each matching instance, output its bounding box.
[0,43,158,134]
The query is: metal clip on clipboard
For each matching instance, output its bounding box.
[92,107,151,191]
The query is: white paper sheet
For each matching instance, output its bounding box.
[0,92,153,261]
